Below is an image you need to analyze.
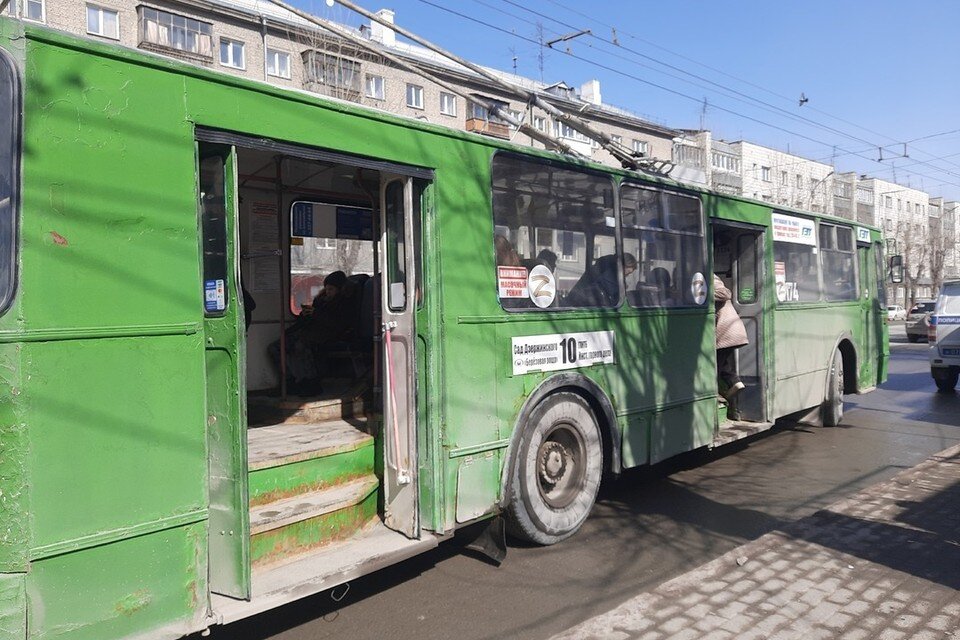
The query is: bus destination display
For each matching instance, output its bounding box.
[512,331,615,375]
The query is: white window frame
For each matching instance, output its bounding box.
[266,48,291,79]
[25,0,45,22]
[365,74,384,100]
[439,91,457,116]
[533,116,547,132]
[611,134,622,145]
[86,4,119,39]
[761,166,771,182]
[219,37,245,70]
[632,139,648,156]
[406,83,424,110]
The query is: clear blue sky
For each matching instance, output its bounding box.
[294,0,960,200]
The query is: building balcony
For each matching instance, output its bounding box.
[465,118,510,139]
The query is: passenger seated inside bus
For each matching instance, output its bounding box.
[495,234,521,267]
[522,249,558,273]
[566,253,636,307]
[269,270,353,396]
[636,267,677,307]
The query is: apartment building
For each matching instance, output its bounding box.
[33,0,681,171]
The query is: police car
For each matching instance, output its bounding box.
[930,280,960,391]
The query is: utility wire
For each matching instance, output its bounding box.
[499,0,960,178]
[416,0,960,191]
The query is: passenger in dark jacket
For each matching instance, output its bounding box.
[567,253,636,307]
[270,271,351,395]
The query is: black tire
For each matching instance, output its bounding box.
[933,369,958,393]
[505,392,602,545]
[907,333,920,343]
[822,350,844,427]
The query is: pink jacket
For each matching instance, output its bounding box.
[714,275,748,349]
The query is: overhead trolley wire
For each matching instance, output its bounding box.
[416,0,960,191]
[500,0,960,179]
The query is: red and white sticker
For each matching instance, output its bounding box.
[498,266,528,299]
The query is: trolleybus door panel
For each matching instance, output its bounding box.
[380,175,419,538]
[713,222,767,423]
[733,230,765,421]
[198,143,252,599]
[858,242,880,387]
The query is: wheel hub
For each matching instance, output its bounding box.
[538,441,568,486]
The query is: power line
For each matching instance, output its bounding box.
[414,0,960,192]
[498,0,960,179]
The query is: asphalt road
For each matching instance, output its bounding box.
[204,324,958,640]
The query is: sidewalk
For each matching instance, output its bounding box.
[552,443,960,640]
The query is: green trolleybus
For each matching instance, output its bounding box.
[0,18,893,640]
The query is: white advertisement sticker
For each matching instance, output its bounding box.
[856,226,871,244]
[498,266,528,299]
[771,213,816,246]
[512,331,615,376]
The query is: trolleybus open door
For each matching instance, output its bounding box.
[198,142,252,599]
[379,175,419,538]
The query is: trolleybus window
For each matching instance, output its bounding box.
[737,234,758,304]
[620,184,705,308]
[772,212,819,303]
[820,223,857,301]
[199,151,229,315]
[385,180,407,311]
[0,50,18,315]
[491,155,616,310]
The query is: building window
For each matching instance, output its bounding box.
[507,109,523,130]
[795,174,803,188]
[466,97,511,138]
[533,116,547,132]
[761,166,771,182]
[780,170,788,185]
[86,4,119,39]
[885,195,892,208]
[711,152,740,173]
[219,38,245,70]
[632,139,649,156]
[365,74,384,99]
[406,83,424,109]
[897,199,902,211]
[304,52,361,93]
[25,0,44,22]
[439,92,457,116]
[139,7,213,58]
[266,49,290,78]
[611,134,622,145]
[553,121,591,144]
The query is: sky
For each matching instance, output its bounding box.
[292,0,960,201]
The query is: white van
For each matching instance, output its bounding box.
[929,280,960,391]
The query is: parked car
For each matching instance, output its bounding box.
[930,281,960,391]
[906,301,936,342]
[886,304,907,321]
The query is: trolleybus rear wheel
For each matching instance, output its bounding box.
[506,392,602,545]
[822,349,844,427]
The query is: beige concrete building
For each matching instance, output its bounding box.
[30,0,683,172]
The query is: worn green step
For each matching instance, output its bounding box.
[248,420,375,506]
[250,476,379,567]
